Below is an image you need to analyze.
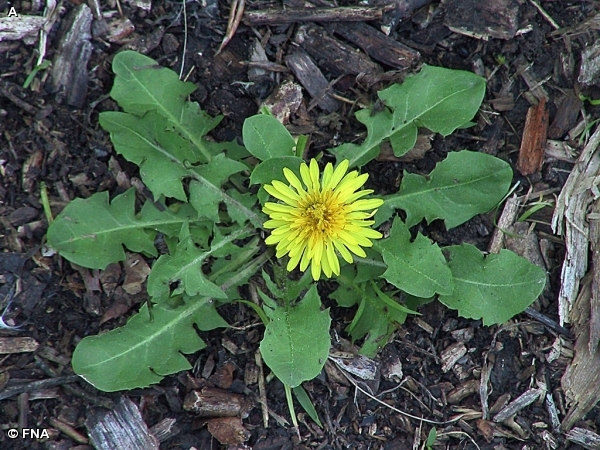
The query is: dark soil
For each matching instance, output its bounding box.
[1,0,599,449]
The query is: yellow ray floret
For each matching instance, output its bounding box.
[262,159,384,280]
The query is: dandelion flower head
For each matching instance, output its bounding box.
[262,159,384,280]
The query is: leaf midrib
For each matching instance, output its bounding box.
[383,166,510,206]
[349,85,476,167]
[81,298,210,371]
[120,61,212,162]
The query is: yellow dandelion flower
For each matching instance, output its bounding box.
[262,159,384,280]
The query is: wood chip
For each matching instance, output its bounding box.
[476,419,496,442]
[243,6,389,26]
[578,42,600,86]
[551,125,600,324]
[492,387,544,423]
[487,195,519,254]
[262,81,303,124]
[183,387,253,418]
[331,355,379,380]
[122,253,151,295]
[442,0,521,40]
[285,50,340,112]
[447,379,479,404]
[49,4,93,108]
[329,22,420,70]
[85,396,159,450]
[548,92,582,139]
[515,55,549,102]
[440,342,467,373]
[561,274,600,430]
[516,97,549,176]
[0,337,39,354]
[206,417,250,445]
[295,24,382,78]
[588,198,600,353]
[0,15,46,43]
[566,427,600,449]
[149,418,179,443]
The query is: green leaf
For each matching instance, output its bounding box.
[260,285,331,387]
[242,114,296,161]
[331,267,410,357]
[100,111,262,227]
[375,151,512,229]
[225,189,259,227]
[100,53,263,227]
[377,217,453,298]
[293,386,323,427]
[72,297,228,392]
[346,282,408,357]
[147,223,252,302]
[332,65,486,167]
[250,156,304,205]
[355,248,387,283]
[47,189,203,269]
[109,50,220,162]
[100,111,195,201]
[250,156,304,186]
[439,245,546,325]
[189,153,250,223]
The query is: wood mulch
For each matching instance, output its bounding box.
[1,0,600,449]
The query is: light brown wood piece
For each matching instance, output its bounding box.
[183,387,253,418]
[516,97,549,176]
[447,379,479,404]
[329,22,420,69]
[487,195,519,255]
[0,337,39,354]
[206,417,250,445]
[243,6,389,26]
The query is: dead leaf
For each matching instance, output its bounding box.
[123,253,151,295]
[206,417,250,445]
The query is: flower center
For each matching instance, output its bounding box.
[306,202,329,231]
[302,192,344,235]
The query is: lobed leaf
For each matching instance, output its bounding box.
[72,297,228,392]
[331,265,410,357]
[439,245,546,325]
[377,217,453,298]
[332,65,486,167]
[189,153,253,224]
[375,151,512,229]
[100,53,262,227]
[109,50,220,162]
[147,223,252,302]
[260,285,330,388]
[47,189,201,269]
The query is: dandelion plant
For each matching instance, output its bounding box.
[47,52,545,417]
